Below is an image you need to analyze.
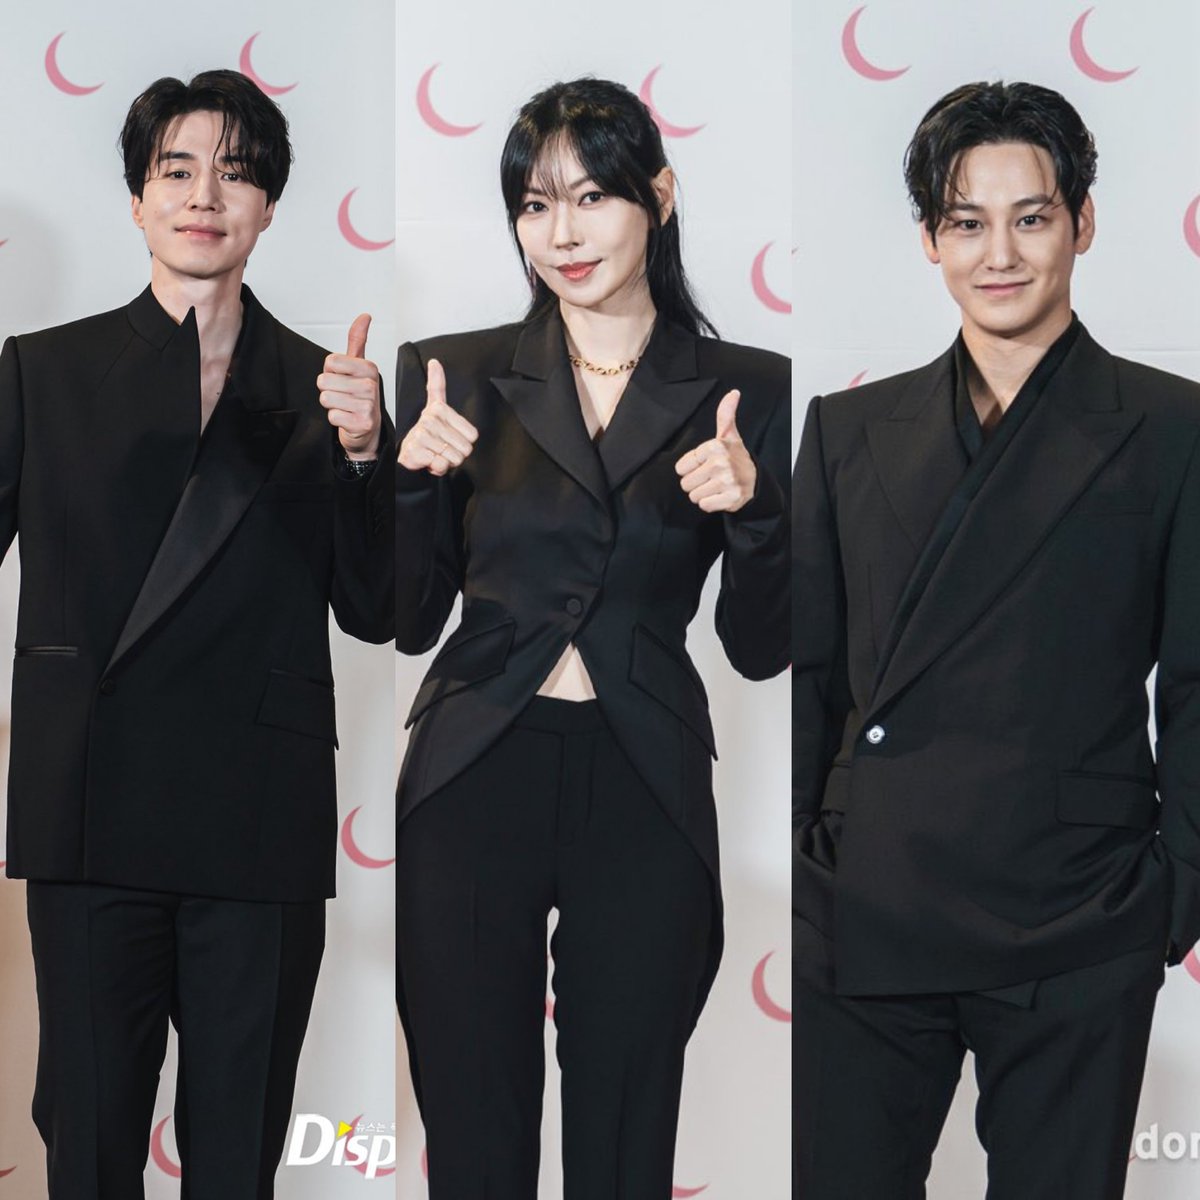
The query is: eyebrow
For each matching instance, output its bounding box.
[156,150,245,166]
[945,194,1057,213]
[523,175,594,197]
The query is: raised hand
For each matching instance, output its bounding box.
[319,313,382,459]
[397,358,479,477]
[674,389,756,513]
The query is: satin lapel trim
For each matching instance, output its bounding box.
[491,314,608,509]
[869,344,1140,718]
[864,348,967,554]
[104,304,297,674]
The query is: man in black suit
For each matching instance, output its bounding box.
[1,71,393,1197]
[793,81,1200,1199]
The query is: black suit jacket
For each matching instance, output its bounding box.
[0,285,393,902]
[395,308,789,990]
[793,323,1200,996]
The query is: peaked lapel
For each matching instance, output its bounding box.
[490,312,609,509]
[106,286,297,674]
[595,319,717,492]
[868,327,1142,719]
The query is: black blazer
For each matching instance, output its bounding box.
[395,308,789,987]
[0,286,394,902]
[793,323,1200,996]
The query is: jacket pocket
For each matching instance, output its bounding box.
[256,669,338,746]
[15,646,79,657]
[628,623,717,758]
[1056,771,1159,829]
[404,609,516,729]
[1069,483,1157,516]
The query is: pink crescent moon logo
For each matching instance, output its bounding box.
[150,1116,182,1178]
[44,33,102,96]
[750,242,791,314]
[751,950,792,1022]
[0,1166,15,1179]
[1184,948,1200,983]
[337,190,394,252]
[842,8,909,82]
[1184,195,1200,259]
[672,1186,708,1197]
[343,1113,397,1178]
[238,34,297,97]
[639,67,705,139]
[848,370,868,388]
[340,806,395,869]
[1070,9,1137,82]
[421,1145,428,1178]
[416,65,482,137]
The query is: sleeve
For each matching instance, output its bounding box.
[394,340,467,655]
[1153,426,1200,966]
[330,369,395,644]
[792,395,853,827]
[0,337,24,561]
[712,378,790,680]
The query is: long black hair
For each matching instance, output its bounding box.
[904,81,1097,240]
[120,69,293,202]
[500,77,717,338]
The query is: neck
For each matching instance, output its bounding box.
[559,288,657,367]
[961,305,1072,412]
[150,264,245,362]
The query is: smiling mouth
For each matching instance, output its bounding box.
[177,226,225,237]
[978,281,1029,293]
[557,261,599,281]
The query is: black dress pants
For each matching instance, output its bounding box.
[396,696,714,1200]
[26,881,325,1200]
[794,915,1164,1200]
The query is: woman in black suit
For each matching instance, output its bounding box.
[394,77,789,1199]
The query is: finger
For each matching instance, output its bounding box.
[715,389,741,440]
[317,372,377,396]
[420,414,473,458]
[414,426,468,465]
[426,358,447,408]
[699,491,737,513]
[346,312,371,360]
[436,405,479,444]
[322,355,378,379]
[679,463,725,494]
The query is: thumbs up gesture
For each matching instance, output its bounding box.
[397,358,479,477]
[674,389,757,513]
[318,313,382,459]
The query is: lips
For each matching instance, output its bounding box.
[557,260,599,282]
[176,225,224,238]
[977,281,1029,296]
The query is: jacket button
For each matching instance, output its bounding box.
[865,724,886,745]
[100,678,117,696]
[565,598,583,617]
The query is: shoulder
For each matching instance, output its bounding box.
[1110,353,1200,424]
[11,305,131,362]
[401,322,526,375]
[815,353,949,429]
[695,335,789,393]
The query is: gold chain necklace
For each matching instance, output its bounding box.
[568,353,640,377]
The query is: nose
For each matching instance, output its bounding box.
[982,224,1020,271]
[187,165,222,211]
[550,202,580,250]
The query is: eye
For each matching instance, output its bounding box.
[165,169,190,180]
[520,199,547,215]
[579,190,606,205]
[953,219,981,232]
[1017,213,1044,227]
[221,172,243,183]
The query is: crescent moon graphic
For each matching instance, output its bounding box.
[750,242,791,314]
[848,370,868,388]
[343,1112,397,1178]
[340,806,395,868]
[638,67,705,139]
[1184,195,1200,259]
[44,33,103,96]
[1070,9,1137,82]
[337,190,394,252]
[238,34,297,97]
[672,1186,708,1198]
[751,950,792,1022]
[150,1116,182,1179]
[0,1166,15,1178]
[416,65,482,137]
[421,1145,429,1178]
[1185,948,1200,983]
[842,8,909,82]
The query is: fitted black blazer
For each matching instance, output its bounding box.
[793,322,1200,997]
[0,286,394,902]
[395,308,789,986]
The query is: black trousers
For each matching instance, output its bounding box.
[793,915,1164,1200]
[26,881,325,1200]
[396,697,714,1200]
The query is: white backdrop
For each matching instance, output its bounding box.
[394,1,793,1198]
[0,4,397,1197]
[795,2,1200,1195]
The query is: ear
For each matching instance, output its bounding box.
[1073,193,1095,256]
[920,221,940,265]
[130,192,145,231]
[651,166,675,225]
[260,199,276,232]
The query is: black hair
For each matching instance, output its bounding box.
[120,69,292,202]
[499,77,717,338]
[904,81,1097,239]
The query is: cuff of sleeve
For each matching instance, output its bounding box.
[725,457,785,526]
[1162,842,1200,966]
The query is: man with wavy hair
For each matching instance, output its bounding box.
[794,81,1200,1198]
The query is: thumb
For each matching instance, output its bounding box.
[715,389,741,440]
[346,312,372,359]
